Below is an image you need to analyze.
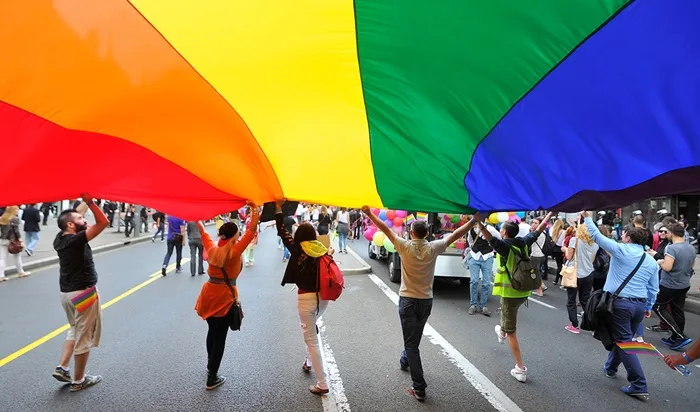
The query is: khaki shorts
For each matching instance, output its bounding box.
[500,297,527,334]
[61,287,102,355]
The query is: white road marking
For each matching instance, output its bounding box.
[695,364,700,369]
[367,273,524,412]
[527,297,556,310]
[318,317,351,412]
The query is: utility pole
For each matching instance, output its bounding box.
[134,205,143,237]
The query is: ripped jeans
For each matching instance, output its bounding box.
[298,292,329,389]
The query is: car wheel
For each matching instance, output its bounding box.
[368,242,377,259]
[389,260,400,283]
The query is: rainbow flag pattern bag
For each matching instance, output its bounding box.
[71,286,98,313]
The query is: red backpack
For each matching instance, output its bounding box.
[317,255,344,301]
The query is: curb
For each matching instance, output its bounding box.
[5,235,153,276]
[343,246,373,275]
[546,261,700,316]
[5,222,216,276]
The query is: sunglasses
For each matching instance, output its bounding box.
[658,230,668,234]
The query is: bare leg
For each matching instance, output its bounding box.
[73,352,90,382]
[507,332,524,369]
[59,340,74,368]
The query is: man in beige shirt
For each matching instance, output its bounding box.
[363,208,478,401]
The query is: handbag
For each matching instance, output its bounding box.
[560,238,578,288]
[219,265,244,331]
[8,225,24,255]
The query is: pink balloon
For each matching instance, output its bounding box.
[371,208,380,216]
[386,210,396,221]
[395,210,407,219]
[508,215,520,223]
[392,225,403,234]
[364,228,376,241]
[393,216,403,227]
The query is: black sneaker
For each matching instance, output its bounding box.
[52,367,72,383]
[400,360,409,372]
[176,268,182,274]
[161,268,167,277]
[70,375,102,392]
[206,374,226,390]
[408,387,426,402]
[620,385,649,401]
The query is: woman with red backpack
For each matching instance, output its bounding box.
[275,199,335,395]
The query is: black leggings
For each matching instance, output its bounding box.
[552,250,565,283]
[206,309,232,374]
[567,273,593,327]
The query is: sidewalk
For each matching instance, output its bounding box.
[332,238,371,274]
[546,256,700,315]
[3,214,154,277]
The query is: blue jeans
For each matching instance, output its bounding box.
[24,231,39,252]
[604,299,648,392]
[399,297,433,391]
[468,255,493,306]
[338,233,348,251]
[283,246,291,260]
[162,239,183,269]
[153,224,165,240]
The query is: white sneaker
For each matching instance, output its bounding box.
[494,325,506,344]
[511,365,527,383]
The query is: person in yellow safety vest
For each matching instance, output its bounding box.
[477,211,553,383]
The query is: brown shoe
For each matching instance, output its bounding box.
[309,384,329,395]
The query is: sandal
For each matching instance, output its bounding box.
[18,272,31,278]
[309,384,329,395]
[0,277,8,282]
[302,361,311,373]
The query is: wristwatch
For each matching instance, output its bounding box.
[682,352,694,363]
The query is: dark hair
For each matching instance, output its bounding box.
[501,221,519,238]
[632,215,645,226]
[294,222,317,243]
[669,222,685,238]
[661,216,677,226]
[58,209,78,231]
[218,222,239,239]
[624,226,648,246]
[411,221,429,239]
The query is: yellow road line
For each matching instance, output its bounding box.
[0,259,190,368]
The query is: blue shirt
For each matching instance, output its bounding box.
[167,216,185,241]
[584,217,659,310]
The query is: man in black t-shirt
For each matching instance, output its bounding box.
[51,193,109,392]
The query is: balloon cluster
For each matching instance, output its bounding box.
[487,211,527,228]
[364,208,408,253]
[439,213,470,231]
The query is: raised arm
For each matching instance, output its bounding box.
[81,193,109,242]
[275,199,296,250]
[229,202,259,256]
[197,221,216,253]
[362,206,398,245]
[582,211,623,257]
[444,212,480,245]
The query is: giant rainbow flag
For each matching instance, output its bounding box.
[1,1,699,219]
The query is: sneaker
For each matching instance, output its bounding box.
[510,365,527,383]
[302,361,312,373]
[176,268,182,273]
[620,385,649,401]
[468,305,477,315]
[495,325,506,344]
[408,387,426,401]
[565,325,581,334]
[52,367,72,383]
[70,375,102,392]
[482,306,492,317]
[400,360,409,372]
[161,268,167,277]
[603,367,616,378]
[633,336,644,343]
[670,337,693,351]
[647,324,670,333]
[206,374,226,390]
[661,337,676,346]
[310,384,330,395]
[25,249,33,257]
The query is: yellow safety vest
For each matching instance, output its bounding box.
[492,244,532,299]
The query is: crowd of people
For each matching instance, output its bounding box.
[3,196,697,402]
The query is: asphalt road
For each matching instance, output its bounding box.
[1,230,698,411]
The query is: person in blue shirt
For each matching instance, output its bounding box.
[162,215,186,276]
[582,211,659,401]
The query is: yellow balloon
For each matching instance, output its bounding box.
[373,231,386,246]
[488,213,500,224]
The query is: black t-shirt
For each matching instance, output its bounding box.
[54,231,98,293]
